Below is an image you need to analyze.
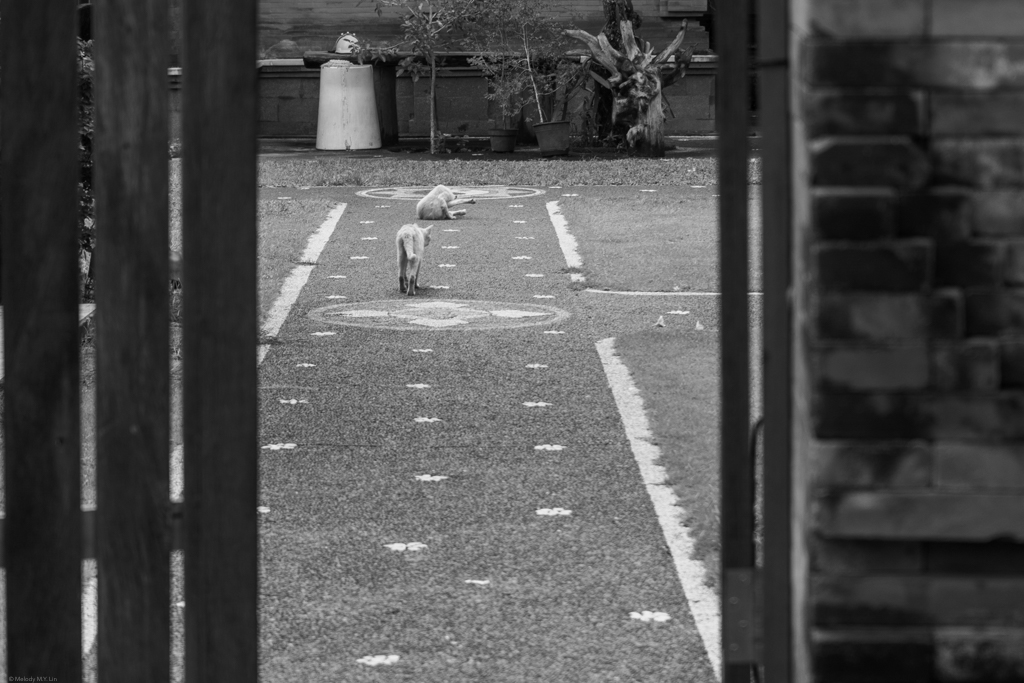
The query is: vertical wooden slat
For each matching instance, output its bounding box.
[93,0,171,678]
[182,0,259,679]
[758,0,793,677]
[716,0,755,680]
[0,0,82,678]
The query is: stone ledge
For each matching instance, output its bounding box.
[815,491,1024,541]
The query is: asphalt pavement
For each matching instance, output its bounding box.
[254,185,722,681]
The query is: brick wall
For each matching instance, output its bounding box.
[251,62,715,138]
[252,0,706,59]
[796,1,1024,680]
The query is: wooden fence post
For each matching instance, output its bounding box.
[93,0,172,678]
[182,0,260,679]
[757,0,792,677]
[716,0,757,680]
[0,0,83,678]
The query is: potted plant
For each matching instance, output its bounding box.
[465,0,584,156]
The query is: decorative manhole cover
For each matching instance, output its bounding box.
[308,300,569,331]
[356,186,546,201]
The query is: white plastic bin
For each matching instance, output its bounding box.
[315,60,381,151]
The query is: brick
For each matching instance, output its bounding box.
[815,241,932,292]
[1007,241,1024,285]
[935,242,1007,287]
[931,340,1001,392]
[1002,340,1024,388]
[300,77,323,99]
[935,628,1024,681]
[973,191,1024,237]
[815,490,1024,541]
[814,576,1024,628]
[815,345,930,391]
[811,576,929,627]
[811,629,933,683]
[805,92,923,137]
[810,0,926,38]
[896,190,972,242]
[930,289,966,339]
[259,79,301,99]
[965,288,1024,335]
[926,541,1024,574]
[259,98,279,123]
[814,392,927,439]
[935,441,1024,490]
[925,392,1024,440]
[931,0,1024,37]
[811,440,932,487]
[278,97,319,126]
[816,294,929,341]
[670,94,713,121]
[811,538,924,574]
[813,189,896,241]
[812,137,930,189]
[933,140,1024,189]
[683,73,713,96]
[932,93,1024,137]
[931,578,1024,626]
[806,41,1024,90]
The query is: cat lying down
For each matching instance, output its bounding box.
[416,184,476,220]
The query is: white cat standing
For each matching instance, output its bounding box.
[396,223,432,295]
[416,184,476,220]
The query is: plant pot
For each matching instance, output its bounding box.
[533,120,571,157]
[489,128,518,153]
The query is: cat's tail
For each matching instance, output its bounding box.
[401,232,419,265]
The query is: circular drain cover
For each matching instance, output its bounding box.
[308,299,569,331]
[356,186,546,201]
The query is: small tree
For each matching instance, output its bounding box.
[567,19,694,157]
[464,0,582,128]
[360,0,477,154]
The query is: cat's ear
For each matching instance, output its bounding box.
[424,225,433,235]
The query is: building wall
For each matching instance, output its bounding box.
[795,0,1024,680]
[250,61,716,139]
[253,0,709,59]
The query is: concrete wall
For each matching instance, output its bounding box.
[794,0,1024,680]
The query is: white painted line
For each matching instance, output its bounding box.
[259,203,347,364]
[82,560,98,656]
[595,337,721,681]
[586,288,763,297]
[299,203,346,264]
[171,444,184,502]
[545,201,584,282]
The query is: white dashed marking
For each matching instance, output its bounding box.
[262,443,298,451]
[630,611,672,623]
